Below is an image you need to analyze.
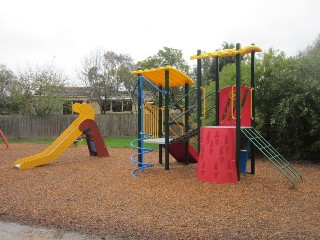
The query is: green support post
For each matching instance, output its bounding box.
[137,74,142,168]
[235,43,241,181]
[159,85,163,164]
[196,50,202,154]
[165,69,170,170]
[215,57,220,126]
[250,44,256,174]
[184,83,190,165]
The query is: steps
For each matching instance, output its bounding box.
[241,128,302,188]
[170,129,198,144]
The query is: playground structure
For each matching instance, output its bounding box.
[0,128,9,148]
[14,103,109,170]
[130,44,302,188]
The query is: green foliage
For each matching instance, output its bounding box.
[255,49,298,134]
[0,64,66,115]
[137,47,190,74]
[10,64,66,115]
[255,38,320,160]
[271,83,320,159]
[219,61,252,88]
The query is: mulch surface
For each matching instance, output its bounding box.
[0,143,319,239]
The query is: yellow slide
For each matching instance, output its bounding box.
[14,103,95,170]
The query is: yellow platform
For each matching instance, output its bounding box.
[131,66,194,87]
[190,45,262,60]
[14,103,95,170]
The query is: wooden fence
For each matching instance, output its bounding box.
[0,113,138,139]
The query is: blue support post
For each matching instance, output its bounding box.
[137,75,143,168]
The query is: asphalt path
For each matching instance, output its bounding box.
[0,221,106,240]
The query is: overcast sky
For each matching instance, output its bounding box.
[0,0,319,85]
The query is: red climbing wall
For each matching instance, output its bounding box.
[196,126,238,183]
[219,85,252,127]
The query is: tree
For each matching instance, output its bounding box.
[0,64,15,114]
[80,49,135,114]
[10,64,67,115]
[255,49,298,139]
[267,35,320,160]
[298,33,320,81]
[138,47,190,74]
[137,47,191,111]
[246,38,320,161]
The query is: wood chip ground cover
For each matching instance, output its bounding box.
[0,144,319,239]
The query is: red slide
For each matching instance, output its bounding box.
[163,142,198,163]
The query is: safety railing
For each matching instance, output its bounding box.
[230,85,254,120]
[142,87,216,144]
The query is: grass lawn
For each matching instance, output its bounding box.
[2,136,159,150]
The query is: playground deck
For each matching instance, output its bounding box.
[0,143,319,239]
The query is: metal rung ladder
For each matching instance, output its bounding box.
[241,128,302,188]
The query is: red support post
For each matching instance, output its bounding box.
[0,129,9,148]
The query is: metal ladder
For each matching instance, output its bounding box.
[241,128,302,188]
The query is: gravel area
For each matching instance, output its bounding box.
[0,143,319,239]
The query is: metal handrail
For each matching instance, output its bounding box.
[200,87,206,120]
[169,88,198,109]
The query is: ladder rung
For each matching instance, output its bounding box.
[281,163,290,168]
[258,144,271,150]
[247,137,261,141]
[269,154,281,160]
[251,137,263,141]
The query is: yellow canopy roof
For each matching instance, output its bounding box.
[131,66,194,87]
[190,45,262,60]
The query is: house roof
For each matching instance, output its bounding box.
[62,87,93,98]
[62,87,151,101]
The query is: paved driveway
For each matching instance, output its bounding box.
[0,221,104,240]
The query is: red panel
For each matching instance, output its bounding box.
[219,86,252,127]
[79,119,109,157]
[162,142,198,163]
[196,127,238,183]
